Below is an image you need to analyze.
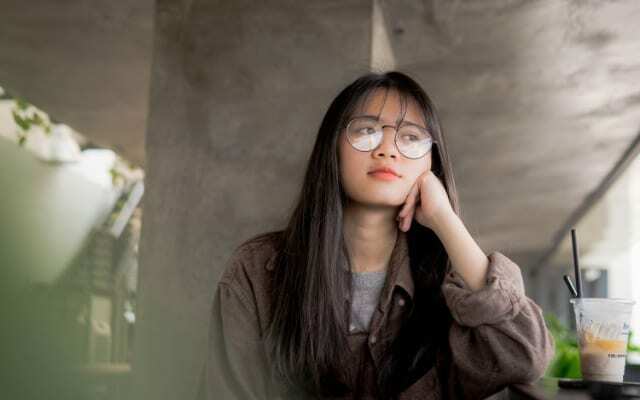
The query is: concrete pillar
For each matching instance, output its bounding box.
[133,1,371,399]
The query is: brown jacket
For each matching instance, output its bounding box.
[197,229,555,399]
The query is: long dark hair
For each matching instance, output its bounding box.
[262,71,462,399]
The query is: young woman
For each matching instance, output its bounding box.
[197,72,555,399]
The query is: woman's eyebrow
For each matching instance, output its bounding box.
[351,114,427,129]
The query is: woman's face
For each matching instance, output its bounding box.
[338,88,432,207]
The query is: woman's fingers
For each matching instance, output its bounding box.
[398,182,419,219]
[398,181,421,231]
[402,209,412,231]
[404,188,421,231]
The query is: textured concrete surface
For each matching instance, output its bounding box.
[0,0,154,166]
[133,1,371,399]
[379,0,640,260]
[1,1,638,261]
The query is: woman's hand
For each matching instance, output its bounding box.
[397,170,490,291]
[396,170,454,232]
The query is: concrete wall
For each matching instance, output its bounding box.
[133,1,371,399]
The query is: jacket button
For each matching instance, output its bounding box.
[397,298,405,307]
[369,335,377,344]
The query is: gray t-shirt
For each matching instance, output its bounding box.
[349,269,388,333]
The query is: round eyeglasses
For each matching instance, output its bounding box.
[345,117,436,159]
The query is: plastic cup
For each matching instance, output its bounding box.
[570,298,635,382]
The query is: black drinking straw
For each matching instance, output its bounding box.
[563,275,578,298]
[571,228,583,298]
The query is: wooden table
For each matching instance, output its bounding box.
[508,378,640,399]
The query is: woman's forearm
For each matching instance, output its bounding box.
[431,209,489,291]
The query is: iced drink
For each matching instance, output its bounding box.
[570,298,635,382]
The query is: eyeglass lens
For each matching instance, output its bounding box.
[346,117,433,159]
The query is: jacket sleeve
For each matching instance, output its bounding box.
[440,251,555,399]
[196,280,273,400]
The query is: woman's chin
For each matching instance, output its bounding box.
[367,190,407,206]
[351,196,405,209]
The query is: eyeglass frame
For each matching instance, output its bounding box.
[343,116,438,159]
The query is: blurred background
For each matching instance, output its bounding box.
[0,0,639,399]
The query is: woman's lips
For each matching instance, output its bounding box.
[368,171,400,181]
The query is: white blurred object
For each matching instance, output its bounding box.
[22,126,50,159]
[628,352,640,365]
[69,148,118,189]
[19,122,81,163]
[48,124,81,163]
[583,269,602,282]
[109,180,144,238]
[123,300,136,324]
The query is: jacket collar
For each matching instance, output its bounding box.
[342,229,415,310]
[266,229,415,307]
[376,228,414,311]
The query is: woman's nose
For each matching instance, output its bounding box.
[373,126,399,158]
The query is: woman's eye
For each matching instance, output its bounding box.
[359,127,376,135]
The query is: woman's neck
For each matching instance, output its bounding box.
[343,202,399,273]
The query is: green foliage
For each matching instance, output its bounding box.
[11,97,52,146]
[628,331,640,353]
[109,167,126,187]
[544,312,582,379]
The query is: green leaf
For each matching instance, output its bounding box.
[544,312,581,379]
[629,331,640,353]
[32,112,43,125]
[12,110,31,131]
[16,98,29,110]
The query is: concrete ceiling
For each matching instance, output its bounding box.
[1,0,639,267]
[0,0,154,167]
[379,0,640,263]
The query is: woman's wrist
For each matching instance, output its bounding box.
[431,207,489,291]
[429,207,458,235]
